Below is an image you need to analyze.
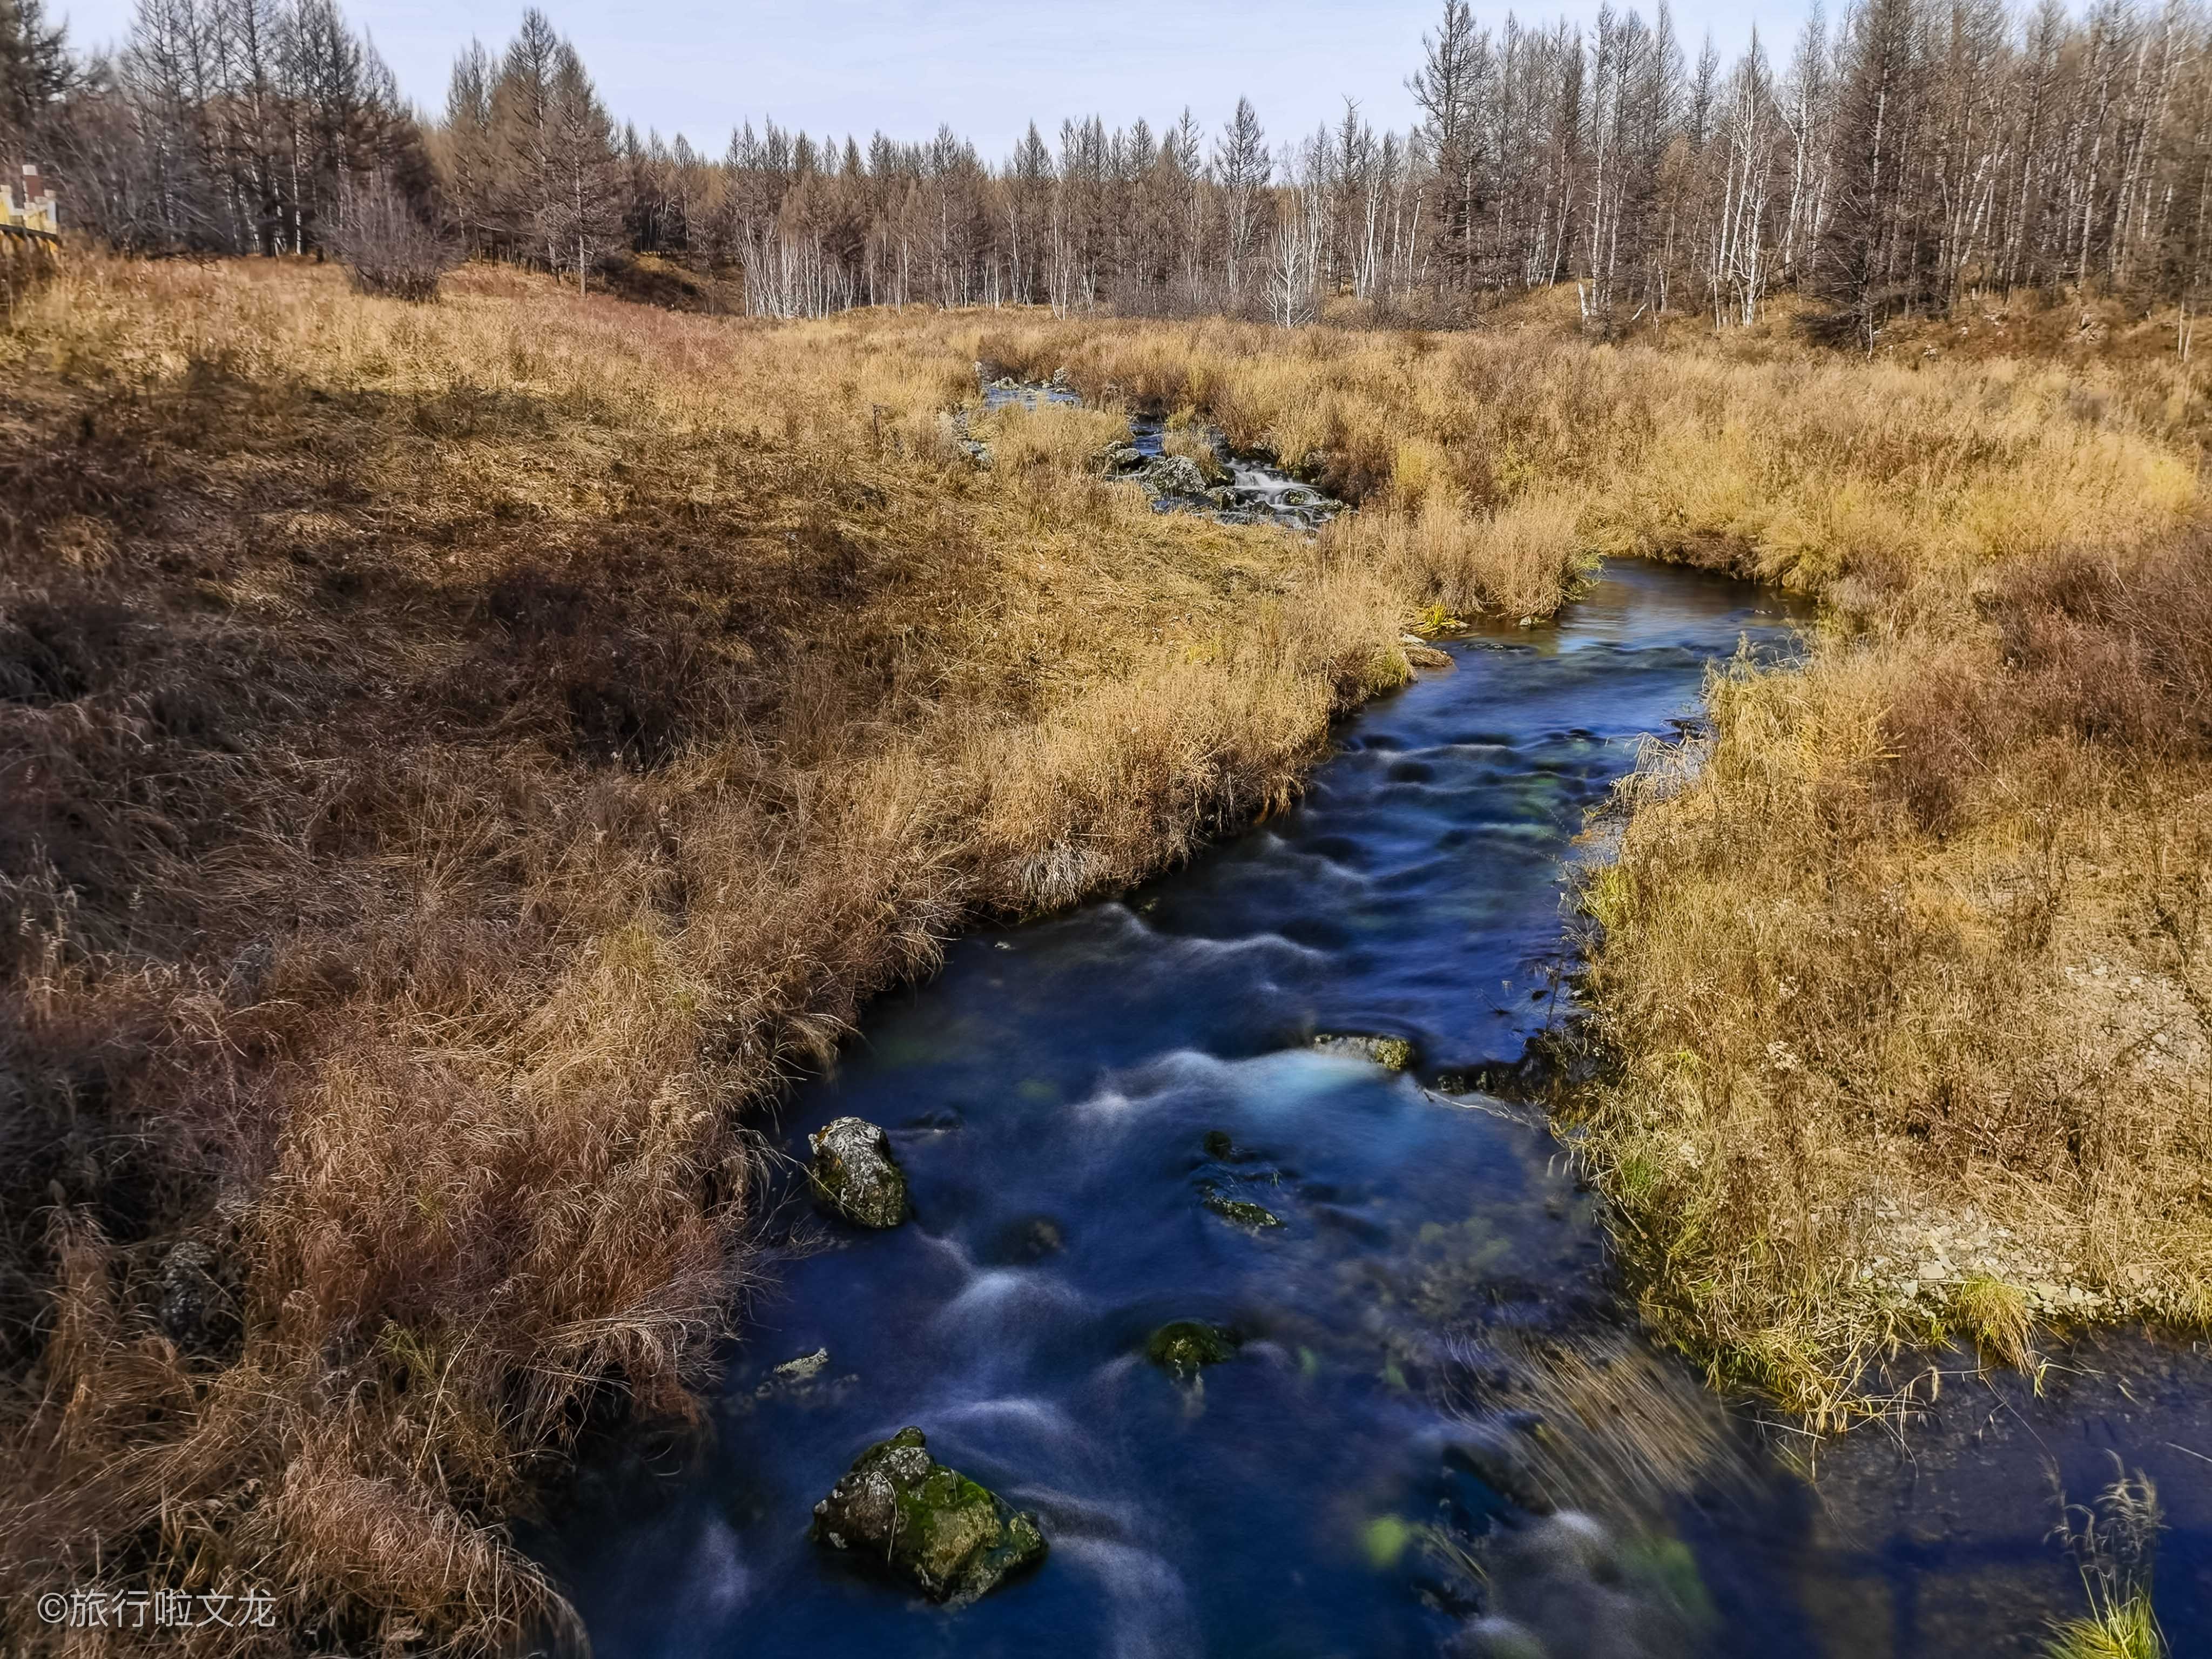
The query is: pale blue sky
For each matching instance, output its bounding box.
[55,0,1812,162]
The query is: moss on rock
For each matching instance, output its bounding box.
[1313,1032,1417,1071]
[1202,1192,1284,1230]
[811,1427,1047,1602]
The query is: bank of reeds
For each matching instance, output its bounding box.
[1574,536,2212,1422]
[2,255,2202,1651]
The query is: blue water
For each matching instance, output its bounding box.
[533,561,2212,1658]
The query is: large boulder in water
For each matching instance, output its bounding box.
[808,1116,909,1228]
[1138,454,1212,497]
[811,1427,1048,1602]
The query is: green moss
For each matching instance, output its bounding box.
[1620,1535,1717,1629]
[1361,1514,1414,1569]
[895,1466,1002,1591]
[1313,1031,1416,1071]
[811,1426,1048,1603]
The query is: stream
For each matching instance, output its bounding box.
[532,561,2212,1657]
[979,377,1345,529]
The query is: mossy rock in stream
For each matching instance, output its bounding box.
[1202,1192,1284,1230]
[807,1116,909,1229]
[1147,1320,1241,1378]
[1313,1031,1417,1071]
[810,1427,1047,1603]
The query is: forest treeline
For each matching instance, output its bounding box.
[9,0,2212,332]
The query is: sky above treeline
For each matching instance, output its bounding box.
[54,0,1817,160]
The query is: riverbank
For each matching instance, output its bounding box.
[0,257,1428,1654]
[1,256,2202,1651]
[531,561,1835,1659]
[1573,531,2212,1425]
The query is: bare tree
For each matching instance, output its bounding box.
[1214,96,1269,304]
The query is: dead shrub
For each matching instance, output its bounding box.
[1997,540,2212,752]
[325,181,460,302]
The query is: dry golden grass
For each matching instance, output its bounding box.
[968,309,2195,610]
[1574,536,2212,1424]
[4,251,2206,1650]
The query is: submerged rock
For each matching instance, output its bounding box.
[1313,1031,1418,1071]
[808,1116,909,1228]
[755,1346,844,1402]
[1446,1431,1557,1516]
[1146,1320,1240,1378]
[810,1427,1047,1602]
[987,1213,1067,1264]
[1202,1191,1284,1230]
[774,1347,831,1382]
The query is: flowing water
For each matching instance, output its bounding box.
[979,377,1343,529]
[534,561,2212,1658]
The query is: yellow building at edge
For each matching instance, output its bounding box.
[3,165,59,234]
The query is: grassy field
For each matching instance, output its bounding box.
[0,255,2203,1649]
[1551,301,2212,1423]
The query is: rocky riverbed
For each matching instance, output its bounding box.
[980,372,1346,530]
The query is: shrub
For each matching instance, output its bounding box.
[326,180,460,302]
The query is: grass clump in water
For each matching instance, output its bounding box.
[2045,1466,2167,1659]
